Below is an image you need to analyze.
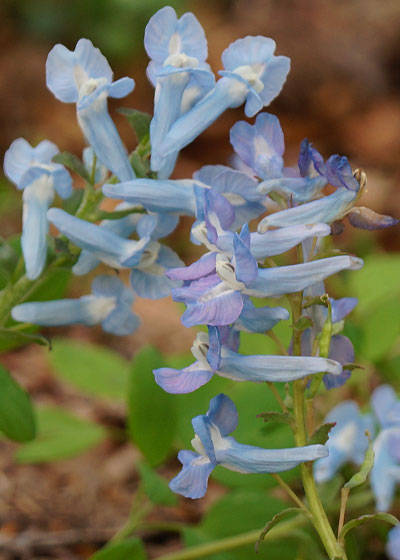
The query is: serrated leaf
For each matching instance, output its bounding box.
[53,152,89,181]
[256,411,293,426]
[90,538,147,559]
[137,462,177,506]
[0,365,36,442]
[309,422,336,446]
[47,339,129,401]
[256,508,307,552]
[339,513,398,542]
[128,347,177,466]
[16,407,106,463]
[344,436,374,490]
[118,108,151,143]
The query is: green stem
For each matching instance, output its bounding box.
[290,290,346,559]
[154,515,305,560]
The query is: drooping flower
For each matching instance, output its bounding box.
[170,393,328,498]
[12,275,139,335]
[157,36,290,158]
[3,138,72,279]
[313,401,373,484]
[46,38,135,182]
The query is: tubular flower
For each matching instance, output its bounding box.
[46,38,135,182]
[170,393,328,499]
[3,138,72,279]
[11,275,139,335]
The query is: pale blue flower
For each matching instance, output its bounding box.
[371,385,400,511]
[387,525,400,560]
[145,6,214,178]
[170,393,328,498]
[154,327,342,394]
[158,36,290,158]
[47,208,150,269]
[3,138,72,279]
[46,38,135,182]
[11,275,139,335]
[314,401,372,484]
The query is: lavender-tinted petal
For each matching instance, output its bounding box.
[166,252,216,281]
[169,450,215,499]
[154,361,214,394]
[130,269,178,299]
[298,138,325,177]
[323,335,354,390]
[222,36,276,70]
[206,326,222,371]
[258,187,357,231]
[233,232,258,285]
[325,155,359,191]
[103,179,196,215]
[181,287,243,327]
[331,297,358,323]
[258,175,327,203]
[137,214,179,240]
[207,393,238,436]
[101,303,140,335]
[218,350,342,382]
[4,138,52,186]
[172,273,221,304]
[258,55,291,106]
[217,439,327,474]
[91,274,133,303]
[248,255,363,297]
[250,223,330,259]
[347,207,399,230]
[235,297,289,333]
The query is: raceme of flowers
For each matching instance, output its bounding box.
[3,4,399,535]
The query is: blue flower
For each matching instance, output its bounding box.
[3,138,72,279]
[169,393,328,498]
[157,36,290,158]
[154,327,343,394]
[370,385,400,511]
[11,275,139,335]
[313,401,373,484]
[47,208,150,269]
[46,38,135,182]
[387,525,400,560]
[145,6,214,178]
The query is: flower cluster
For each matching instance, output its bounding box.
[3,5,399,514]
[314,384,400,512]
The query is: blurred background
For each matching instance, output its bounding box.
[1,1,400,558]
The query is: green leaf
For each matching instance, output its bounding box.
[62,188,84,215]
[16,407,106,463]
[0,365,36,442]
[47,339,129,400]
[339,513,398,541]
[309,422,336,446]
[90,538,147,559]
[128,347,177,466]
[256,508,306,552]
[256,411,293,426]
[344,436,374,490]
[137,461,177,506]
[118,108,151,143]
[256,508,308,552]
[52,152,89,181]
[360,298,400,361]
[0,327,51,348]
